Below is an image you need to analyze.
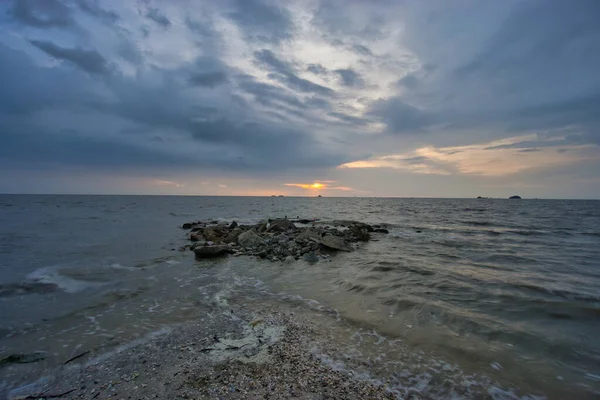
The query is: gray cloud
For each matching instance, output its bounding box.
[254,50,335,96]
[145,7,171,28]
[328,112,369,125]
[227,0,293,43]
[189,71,228,88]
[29,40,112,75]
[9,0,73,28]
[307,63,327,75]
[334,68,364,87]
[75,0,119,24]
[369,97,433,133]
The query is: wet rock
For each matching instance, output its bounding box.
[373,228,389,234]
[303,252,319,263]
[320,235,352,252]
[223,227,243,243]
[190,232,204,242]
[283,256,295,265]
[238,230,265,249]
[267,219,296,233]
[193,245,231,258]
[228,221,238,230]
[0,352,47,366]
[203,225,226,242]
[349,225,370,241]
[182,223,193,229]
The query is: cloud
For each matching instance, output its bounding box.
[75,0,119,24]
[284,182,353,191]
[29,40,112,75]
[334,68,364,87]
[145,7,171,28]
[339,134,600,177]
[254,50,335,96]
[9,0,73,28]
[189,71,228,87]
[149,179,184,187]
[227,0,293,43]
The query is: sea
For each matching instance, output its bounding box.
[1,195,599,399]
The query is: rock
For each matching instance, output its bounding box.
[190,232,204,242]
[373,228,389,234]
[349,225,370,241]
[267,219,296,233]
[0,352,47,366]
[228,221,238,230]
[203,225,226,242]
[182,223,193,229]
[237,230,265,248]
[283,256,295,265]
[295,229,321,243]
[277,234,290,243]
[223,227,243,243]
[320,235,352,252]
[303,251,319,263]
[509,195,522,199]
[193,245,231,258]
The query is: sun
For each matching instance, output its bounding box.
[311,182,324,189]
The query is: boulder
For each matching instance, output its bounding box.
[190,232,204,242]
[267,219,296,233]
[223,227,243,243]
[228,220,238,230]
[374,228,389,234]
[320,235,352,252]
[182,223,193,229]
[203,225,226,242]
[295,229,322,243]
[238,230,265,248]
[349,225,370,241]
[193,245,231,258]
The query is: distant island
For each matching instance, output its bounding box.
[509,195,522,199]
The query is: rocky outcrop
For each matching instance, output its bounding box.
[180,218,391,263]
[509,195,522,199]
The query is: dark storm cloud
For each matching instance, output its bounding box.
[9,0,73,28]
[29,40,112,75]
[334,68,363,87]
[227,0,293,43]
[0,41,346,173]
[145,7,171,28]
[254,50,335,96]
[372,0,600,142]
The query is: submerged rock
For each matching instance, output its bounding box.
[320,235,352,252]
[303,251,319,263]
[193,245,231,258]
[0,352,47,366]
[373,228,389,234]
[238,230,265,249]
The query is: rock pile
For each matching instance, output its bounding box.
[179,218,389,263]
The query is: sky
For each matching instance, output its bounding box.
[0,0,599,198]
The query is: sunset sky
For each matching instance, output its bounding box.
[1,0,599,198]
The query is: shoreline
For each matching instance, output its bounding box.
[6,304,398,400]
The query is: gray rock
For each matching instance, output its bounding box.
[283,255,295,265]
[295,229,321,243]
[228,220,238,229]
[203,225,226,242]
[223,227,243,243]
[349,225,370,241]
[189,232,204,242]
[193,245,231,258]
[320,235,352,252]
[267,219,296,233]
[373,228,389,233]
[238,230,265,248]
[303,251,319,263]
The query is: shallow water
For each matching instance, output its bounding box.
[1,195,600,398]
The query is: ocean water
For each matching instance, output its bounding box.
[1,195,600,398]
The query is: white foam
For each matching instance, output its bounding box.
[26,266,97,293]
